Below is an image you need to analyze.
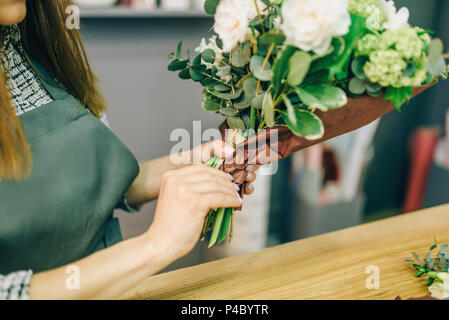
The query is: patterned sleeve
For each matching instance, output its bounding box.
[0,270,32,300]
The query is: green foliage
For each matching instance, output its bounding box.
[384,86,413,110]
[296,85,348,111]
[204,0,220,15]
[281,108,324,140]
[250,56,273,81]
[287,51,312,87]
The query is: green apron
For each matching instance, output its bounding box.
[0,58,140,274]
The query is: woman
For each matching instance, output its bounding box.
[0,0,258,299]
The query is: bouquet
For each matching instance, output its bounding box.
[405,241,449,300]
[168,0,448,247]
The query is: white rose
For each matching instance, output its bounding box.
[214,0,250,52]
[379,0,410,30]
[429,279,449,300]
[281,0,351,55]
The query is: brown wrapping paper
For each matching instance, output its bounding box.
[219,86,431,194]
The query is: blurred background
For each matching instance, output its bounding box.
[75,0,449,273]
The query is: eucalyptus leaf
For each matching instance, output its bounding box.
[189,67,204,82]
[243,77,258,99]
[168,59,189,71]
[427,39,446,76]
[403,63,417,77]
[219,107,239,116]
[259,31,286,47]
[178,68,191,80]
[208,88,243,100]
[202,99,221,112]
[280,109,324,140]
[351,57,368,80]
[296,85,348,111]
[227,116,246,130]
[349,77,367,95]
[250,55,273,81]
[231,42,251,67]
[204,0,220,15]
[214,84,230,92]
[287,51,312,87]
[201,49,216,64]
[234,93,252,109]
[251,92,265,110]
[262,91,275,127]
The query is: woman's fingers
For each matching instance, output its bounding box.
[200,192,242,212]
[246,164,260,173]
[245,171,256,183]
[199,141,234,163]
[244,183,255,195]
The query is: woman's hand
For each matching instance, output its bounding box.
[191,141,260,196]
[144,164,243,261]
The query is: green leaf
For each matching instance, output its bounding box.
[168,59,189,71]
[207,88,243,100]
[272,45,297,97]
[280,109,324,140]
[204,0,220,15]
[262,91,275,127]
[287,51,312,87]
[251,92,265,110]
[283,96,297,125]
[309,37,345,74]
[296,85,348,111]
[366,83,382,97]
[202,99,221,112]
[231,42,251,67]
[403,63,417,78]
[329,15,366,79]
[250,56,273,81]
[227,116,246,130]
[234,93,252,109]
[427,39,446,76]
[348,77,367,95]
[176,41,183,59]
[189,67,204,82]
[201,49,216,64]
[243,77,258,99]
[178,68,191,80]
[259,31,286,47]
[384,86,413,110]
[219,107,239,116]
[217,208,233,245]
[351,57,368,81]
[208,207,225,248]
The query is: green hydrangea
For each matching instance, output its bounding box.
[382,28,424,60]
[349,0,385,30]
[415,27,431,44]
[364,50,407,87]
[356,27,428,88]
[356,34,384,56]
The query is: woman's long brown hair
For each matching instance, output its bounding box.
[0,0,106,180]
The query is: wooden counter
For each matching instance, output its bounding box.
[122,204,449,300]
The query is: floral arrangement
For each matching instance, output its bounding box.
[405,241,449,300]
[168,0,448,247]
